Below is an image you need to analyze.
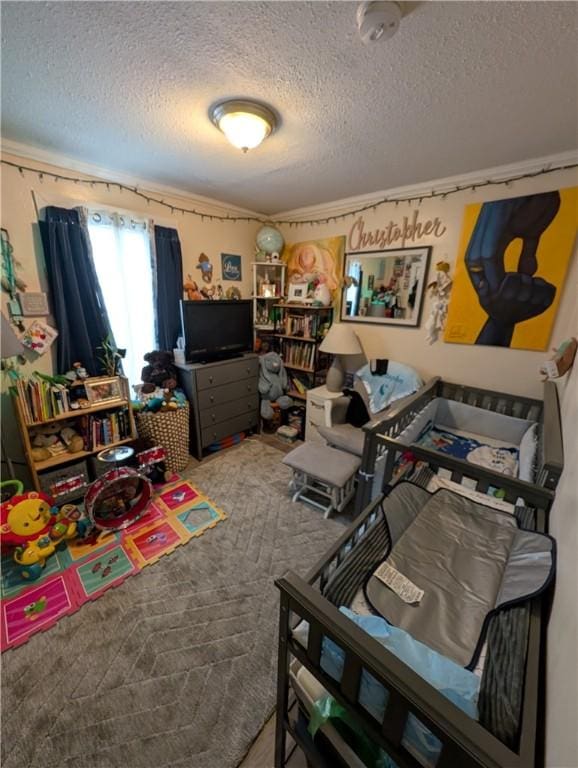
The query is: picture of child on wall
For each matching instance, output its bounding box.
[283,237,345,297]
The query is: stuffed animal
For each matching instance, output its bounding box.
[141,351,178,394]
[258,352,293,420]
[196,253,213,283]
[183,275,204,301]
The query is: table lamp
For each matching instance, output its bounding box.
[319,323,363,392]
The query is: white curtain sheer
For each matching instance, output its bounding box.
[87,210,156,388]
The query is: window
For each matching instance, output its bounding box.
[87,211,156,388]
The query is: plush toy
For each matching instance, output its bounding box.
[215,284,224,300]
[64,361,88,381]
[60,426,84,453]
[540,337,577,380]
[258,352,293,420]
[200,285,215,300]
[196,253,213,283]
[183,275,204,301]
[141,351,178,394]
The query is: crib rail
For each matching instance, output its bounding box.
[275,568,542,768]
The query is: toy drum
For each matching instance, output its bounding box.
[85,467,152,532]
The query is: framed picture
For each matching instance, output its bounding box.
[221,253,242,281]
[287,283,310,303]
[341,247,431,327]
[84,376,123,405]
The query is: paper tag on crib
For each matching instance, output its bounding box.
[375,562,424,604]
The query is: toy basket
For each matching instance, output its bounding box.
[135,404,190,473]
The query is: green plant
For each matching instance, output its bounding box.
[97,335,126,376]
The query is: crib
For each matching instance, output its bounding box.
[354,377,563,521]
[275,450,556,768]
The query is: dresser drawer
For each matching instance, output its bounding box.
[307,397,329,427]
[200,395,258,429]
[196,357,259,391]
[201,411,257,447]
[198,378,258,410]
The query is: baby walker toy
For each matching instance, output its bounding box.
[0,480,86,581]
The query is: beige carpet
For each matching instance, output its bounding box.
[1,439,345,768]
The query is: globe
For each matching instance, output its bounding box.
[256,225,284,255]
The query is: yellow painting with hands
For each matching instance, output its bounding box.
[444,187,577,351]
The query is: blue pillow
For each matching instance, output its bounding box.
[357,362,423,415]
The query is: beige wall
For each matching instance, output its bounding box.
[547,342,578,768]
[279,167,578,399]
[0,151,260,475]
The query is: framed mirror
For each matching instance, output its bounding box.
[341,246,431,327]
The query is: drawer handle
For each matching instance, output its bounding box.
[310,402,324,410]
[209,376,213,384]
[247,384,251,391]
[210,395,214,402]
[212,414,216,421]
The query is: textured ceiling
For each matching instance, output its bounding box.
[2,1,577,214]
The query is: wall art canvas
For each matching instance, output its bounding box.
[444,188,578,350]
[221,253,242,281]
[283,236,345,302]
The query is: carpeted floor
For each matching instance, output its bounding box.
[1,439,346,768]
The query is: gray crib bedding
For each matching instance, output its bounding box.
[364,483,555,669]
[397,397,539,482]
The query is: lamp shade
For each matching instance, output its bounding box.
[319,323,362,355]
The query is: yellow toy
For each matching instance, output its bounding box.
[0,484,79,580]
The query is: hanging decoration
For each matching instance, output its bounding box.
[3,158,578,227]
[424,261,453,345]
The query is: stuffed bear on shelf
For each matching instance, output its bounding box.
[140,351,178,394]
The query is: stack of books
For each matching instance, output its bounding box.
[285,314,320,338]
[282,340,316,370]
[81,409,131,449]
[14,375,72,423]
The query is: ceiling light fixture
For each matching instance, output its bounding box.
[356,1,402,45]
[210,99,277,153]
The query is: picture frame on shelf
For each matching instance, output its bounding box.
[84,376,124,405]
[287,283,310,303]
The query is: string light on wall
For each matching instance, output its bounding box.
[2,158,576,227]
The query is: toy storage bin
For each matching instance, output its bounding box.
[39,459,90,503]
[134,403,190,473]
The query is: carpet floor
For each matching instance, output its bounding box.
[1,439,346,768]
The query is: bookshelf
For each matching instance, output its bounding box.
[252,262,286,345]
[12,376,136,495]
[273,303,333,398]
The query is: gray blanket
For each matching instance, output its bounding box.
[365,484,554,668]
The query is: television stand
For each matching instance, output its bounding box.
[175,353,259,460]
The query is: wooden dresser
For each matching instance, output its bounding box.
[175,354,259,460]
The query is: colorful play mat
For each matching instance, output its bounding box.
[1,480,226,651]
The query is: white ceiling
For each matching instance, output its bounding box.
[2,1,577,214]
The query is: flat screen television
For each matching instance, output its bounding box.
[180,300,253,363]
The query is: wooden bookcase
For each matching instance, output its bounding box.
[273,303,334,401]
[12,377,136,494]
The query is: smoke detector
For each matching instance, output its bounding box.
[356,1,402,45]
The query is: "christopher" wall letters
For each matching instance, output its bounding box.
[347,212,446,252]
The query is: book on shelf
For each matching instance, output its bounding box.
[13,374,127,425]
[281,339,316,370]
[79,408,131,451]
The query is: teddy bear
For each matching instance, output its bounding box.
[29,423,84,461]
[258,352,293,420]
[141,351,178,394]
[195,253,213,283]
[183,275,204,301]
